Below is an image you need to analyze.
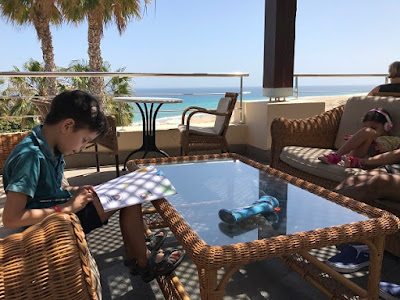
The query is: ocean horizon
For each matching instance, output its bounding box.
[129,84,375,122]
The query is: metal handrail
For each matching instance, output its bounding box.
[293,73,389,99]
[0,71,249,123]
[0,71,248,78]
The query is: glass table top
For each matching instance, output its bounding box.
[154,159,369,247]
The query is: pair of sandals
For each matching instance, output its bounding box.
[124,230,185,283]
[318,152,361,168]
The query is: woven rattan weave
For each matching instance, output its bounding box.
[0,132,30,175]
[0,213,99,299]
[270,105,400,258]
[179,92,238,155]
[127,153,400,300]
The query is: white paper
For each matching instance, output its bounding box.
[94,166,177,212]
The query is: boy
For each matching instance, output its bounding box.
[2,90,183,282]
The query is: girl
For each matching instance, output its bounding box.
[318,108,400,168]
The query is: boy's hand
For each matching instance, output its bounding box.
[66,185,96,196]
[68,187,95,213]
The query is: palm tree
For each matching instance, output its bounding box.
[59,0,149,107]
[0,0,61,96]
[1,59,46,129]
[59,59,134,126]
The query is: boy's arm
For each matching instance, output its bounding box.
[2,191,64,228]
[2,189,95,228]
[64,185,96,196]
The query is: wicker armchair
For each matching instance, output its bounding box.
[178,92,238,155]
[373,91,400,97]
[31,99,120,177]
[0,132,30,175]
[0,213,101,299]
[270,98,400,257]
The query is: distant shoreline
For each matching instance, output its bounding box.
[122,93,365,129]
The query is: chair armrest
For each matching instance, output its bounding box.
[181,106,224,124]
[270,105,344,167]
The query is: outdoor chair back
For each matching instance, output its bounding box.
[0,132,30,175]
[0,213,101,299]
[373,91,400,97]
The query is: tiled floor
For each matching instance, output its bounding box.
[2,165,400,299]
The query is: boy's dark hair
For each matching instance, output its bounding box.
[45,90,108,139]
[362,107,391,125]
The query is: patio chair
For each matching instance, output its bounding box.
[31,99,120,177]
[0,213,101,299]
[373,91,400,97]
[0,132,30,175]
[178,92,238,155]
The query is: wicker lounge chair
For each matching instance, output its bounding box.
[31,98,120,177]
[178,92,238,155]
[373,91,400,97]
[270,95,400,257]
[0,213,101,299]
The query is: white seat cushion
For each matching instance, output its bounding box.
[280,146,367,183]
[178,124,217,136]
[213,97,232,135]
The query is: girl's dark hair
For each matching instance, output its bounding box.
[362,107,391,125]
[45,90,108,139]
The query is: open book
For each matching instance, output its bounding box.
[94,166,177,212]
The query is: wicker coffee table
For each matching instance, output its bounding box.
[127,153,400,300]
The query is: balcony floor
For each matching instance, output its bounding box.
[2,163,400,299]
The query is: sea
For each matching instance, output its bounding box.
[130,85,376,122]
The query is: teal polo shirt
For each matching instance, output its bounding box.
[3,125,71,209]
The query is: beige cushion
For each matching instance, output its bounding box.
[178,124,217,136]
[213,97,232,135]
[280,146,367,183]
[334,96,400,149]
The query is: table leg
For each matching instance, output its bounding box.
[198,265,242,300]
[365,237,385,300]
[122,102,169,170]
[198,268,222,300]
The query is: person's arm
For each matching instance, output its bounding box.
[360,149,400,169]
[367,85,380,96]
[64,185,96,196]
[2,188,95,228]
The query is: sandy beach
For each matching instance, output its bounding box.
[119,93,364,131]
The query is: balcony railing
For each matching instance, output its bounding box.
[293,73,388,99]
[0,71,391,132]
[0,72,249,127]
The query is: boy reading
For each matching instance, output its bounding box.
[2,90,183,282]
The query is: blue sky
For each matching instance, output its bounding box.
[0,0,399,88]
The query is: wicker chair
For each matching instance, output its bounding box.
[31,99,120,177]
[0,132,30,175]
[178,92,238,155]
[0,213,101,300]
[373,91,400,97]
[270,97,400,257]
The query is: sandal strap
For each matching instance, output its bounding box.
[325,152,341,164]
[146,229,167,251]
[344,155,361,168]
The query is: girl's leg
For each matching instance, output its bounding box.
[336,127,376,157]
